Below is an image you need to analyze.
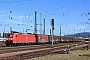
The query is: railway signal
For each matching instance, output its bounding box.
[51,19,54,27]
[51,19,54,48]
[51,19,54,30]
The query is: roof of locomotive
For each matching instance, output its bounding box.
[11,31,19,33]
[11,31,32,34]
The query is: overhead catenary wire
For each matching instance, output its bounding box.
[1,0,35,33]
[2,0,88,19]
[38,0,88,23]
[45,0,87,12]
[2,0,31,3]
[0,0,88,14]
[2,0,33,22]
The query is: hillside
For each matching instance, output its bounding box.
[64,32,90,38]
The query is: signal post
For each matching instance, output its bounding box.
[51,19,54,48]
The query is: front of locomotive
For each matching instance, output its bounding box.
[5,33,13,46]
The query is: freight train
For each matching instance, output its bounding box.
[5,31,82,46]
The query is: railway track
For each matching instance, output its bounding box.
[0,44,88,60]
[0,41,6,47]
[0,42,83,54]
[0,42,89,60]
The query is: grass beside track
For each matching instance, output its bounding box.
[29,49,90,60]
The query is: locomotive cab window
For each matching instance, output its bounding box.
[7,34,13,37]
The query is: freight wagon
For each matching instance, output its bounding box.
[48,35,61,43]
[35,34,49,44]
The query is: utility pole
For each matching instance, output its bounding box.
[23,29,24,33]
[50,29,51,35]
[60,24,61,41]
[10,27,12,32]
[74,27,75,37]
[40,13,42,34]
[43,18,45,34]
[34,11,37,34]
[4,26,5,38]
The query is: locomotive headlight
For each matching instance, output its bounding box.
[10,38,12,40]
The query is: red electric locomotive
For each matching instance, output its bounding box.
[5,31,49,46]
[5,31,36,46]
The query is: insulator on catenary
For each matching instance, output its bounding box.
[11,17,13,19]
[88,13,89,14]
[10,11,12,13]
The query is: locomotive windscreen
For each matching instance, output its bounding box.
[6,34,13,38]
